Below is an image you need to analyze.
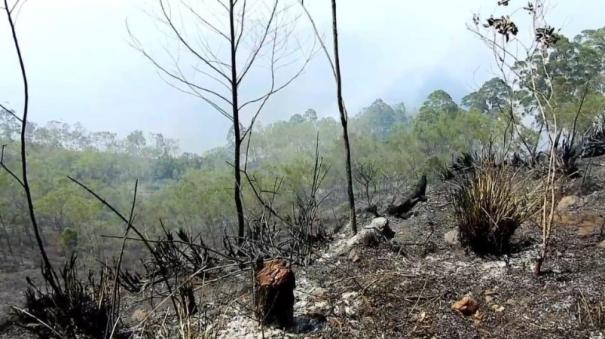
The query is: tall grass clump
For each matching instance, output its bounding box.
[449,165,540,255]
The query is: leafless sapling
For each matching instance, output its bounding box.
[130,0,315,245]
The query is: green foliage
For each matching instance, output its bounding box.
[2,25,604,258]
[59,227,78,253]
[417,90,459,123]
[514,28,605,133]
[462,78,512,116]
[351,99,408,139]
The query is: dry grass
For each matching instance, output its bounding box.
[449,165,541,255]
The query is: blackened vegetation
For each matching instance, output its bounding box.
[483,16,518,41]
[14,256,128,339]
[439,152,480,181]
[535,26,560,47]
[153,228,215,277]
[386,175,427,218]
[556,133,580,177]
[110,228,217,294]
[581,114,605,158]
[439,131,599,183]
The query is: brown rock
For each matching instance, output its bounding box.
[557,195,580,211]
[452,296,480,316]
[556,212,604,236]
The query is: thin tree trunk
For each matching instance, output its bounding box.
[0,215,14,258]
[229,0,246,244]
[331,0,357,234]
[4,1,58,293]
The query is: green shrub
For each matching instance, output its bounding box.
[59,227,78,253]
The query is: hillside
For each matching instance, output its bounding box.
[2,1,605,338]
[187,155,604,338]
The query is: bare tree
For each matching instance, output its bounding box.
[353,160,379,208]
[130,0,314,244]
[1,0,59,292]
[300,0,357,234]
[471,0,562,276]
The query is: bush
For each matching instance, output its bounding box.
[59,227,78,253]
[448,165,539,255]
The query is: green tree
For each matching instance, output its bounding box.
[351,99,406,139]
[462,78,512,116]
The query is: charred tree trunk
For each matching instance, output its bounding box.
[3,0,58,293]
[386,175,427,218]
[255,259,296,327]
[229,0,245,245]
[331,0,357,234]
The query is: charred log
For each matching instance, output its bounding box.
[386,175,427,218]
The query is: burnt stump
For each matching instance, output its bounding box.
[255,259,296,327]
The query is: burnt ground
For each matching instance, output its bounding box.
[196,157,605,338]
[296,157,605,339]
[1,157,604,338]
[306,222,605,338]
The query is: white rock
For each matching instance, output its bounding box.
[444,229,460,246]
[366,217,389,231]
[342,291,359,301]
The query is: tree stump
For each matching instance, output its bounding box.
[255,259,295,327]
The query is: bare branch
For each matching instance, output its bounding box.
[3,0,59,293]
[236,0,279,85]
[180,0,230,41]
[0,103,23,123]
[67,176,181,313]
[234,0,247,51]
[127,23,234,120]
[299,0,337,78]
[0,144,24,187]
[158,0,231,81]
[110,179,139,329]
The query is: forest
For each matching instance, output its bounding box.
[1,0,605,338]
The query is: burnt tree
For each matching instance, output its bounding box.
[133,0,313,244]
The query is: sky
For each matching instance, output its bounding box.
[1,0,604,153]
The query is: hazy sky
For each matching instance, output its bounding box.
[1,0,604,153]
